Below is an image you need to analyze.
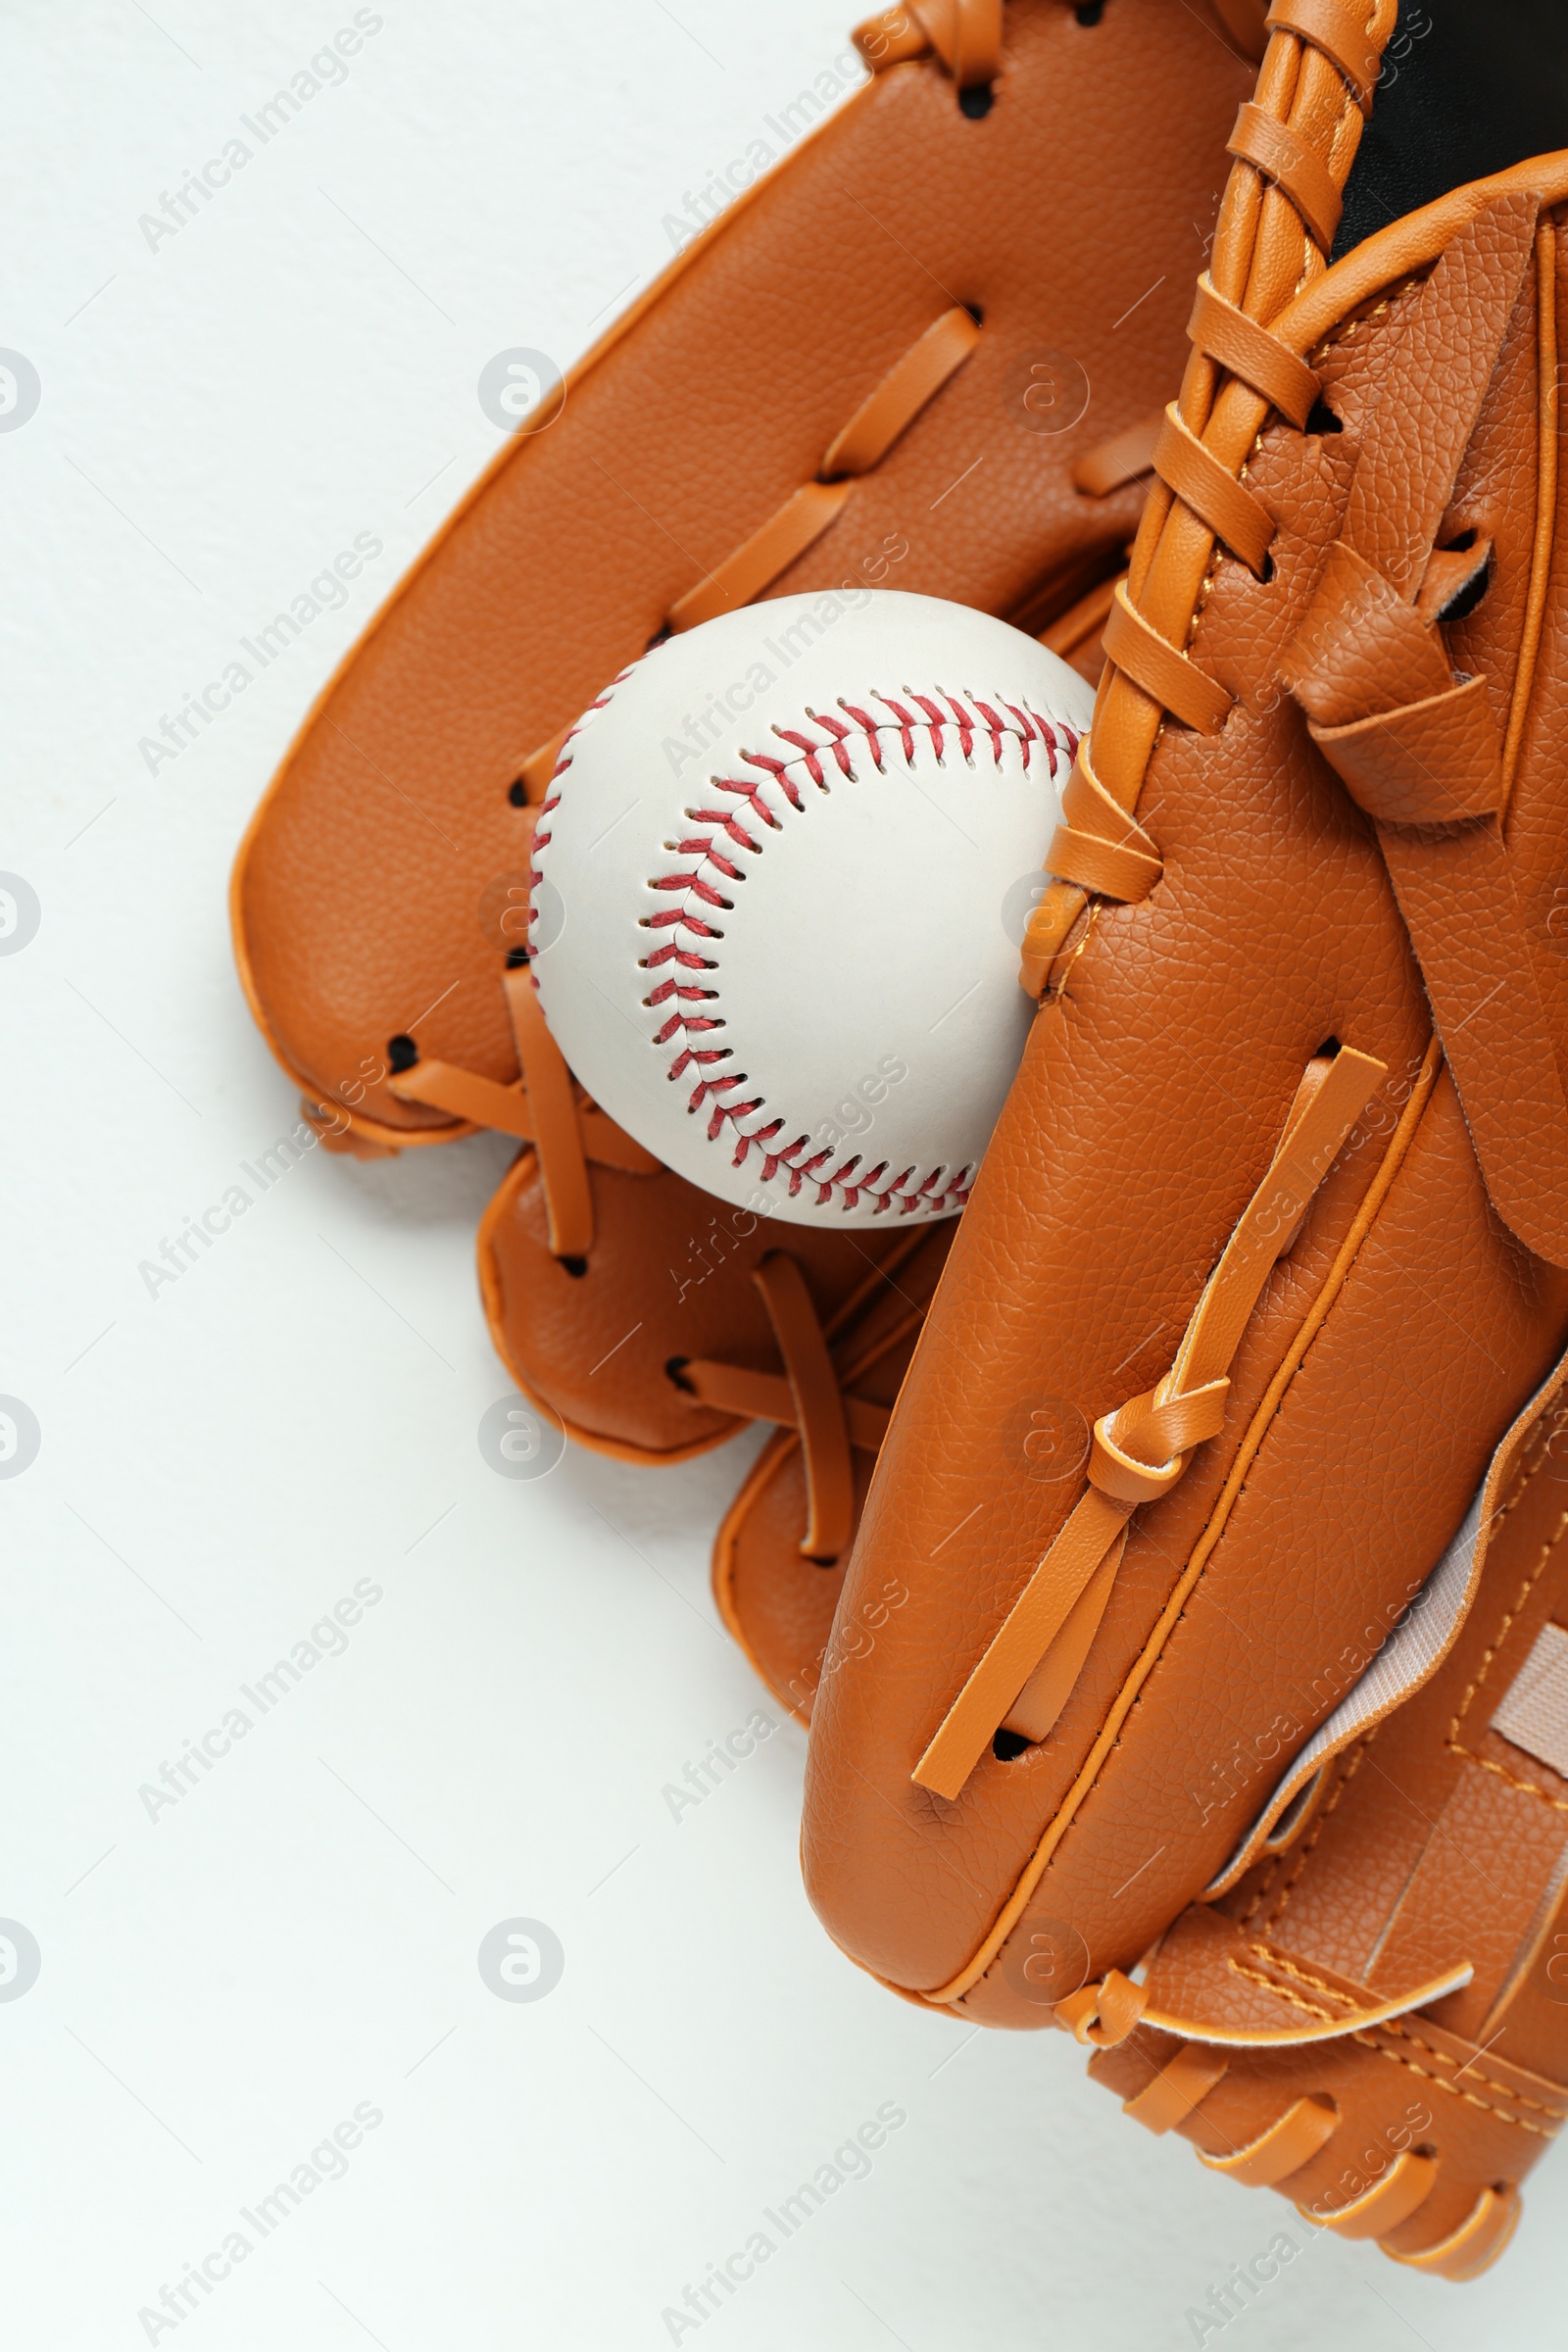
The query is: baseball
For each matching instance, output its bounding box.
[529,589,1094,1228]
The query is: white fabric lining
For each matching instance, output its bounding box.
[1492,1619,1568,1780]
[1204,1348,1568,1898]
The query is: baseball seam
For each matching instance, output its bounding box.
[534,675,1078,1215]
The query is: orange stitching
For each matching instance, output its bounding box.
[1375,2020,1568,2115]
[1248,1940,1363,2005]
[1252,1737,1371,1930]
[1225,1955,1340,2022]
[1353,2032,1564,2137]
[1453,1749,1568,1812]
[1444,1425,1568,1789]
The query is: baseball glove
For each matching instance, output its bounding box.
[801,8,1568,2035]
[1087,1390,1568,2281]
[230,0,1261,1468]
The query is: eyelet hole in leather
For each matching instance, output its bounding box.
[1304,395,1343,436]
[508,778,528,808]
[559,1254,589,1279]
[1441,547,1493,623]
[957,83,994,118]
[387,1033,417,1073]
[1074,2,1104,23]
[992,1728,1032,1762]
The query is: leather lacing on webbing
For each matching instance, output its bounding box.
[673,1233,937,1561]
[912,1043,1384,1798]
[1104,2018,1549,2278]
[1020,0,1400,998]
[910,0,1402,1804]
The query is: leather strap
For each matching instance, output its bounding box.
[1028,0,1398,1002]
[1045,821,1162,905]
[1018,877,1091,1000]
[1197,2095,1338,2184]
[1122,2042,1230,2133]
[1186,274,1321,428]
[821,307,980,478]
[1264,0,1382,111]
[1141,1902,1475,2047]
[911,1047,1384,1800]
[753,1252,855,1560]
[1152,402,1275,576]
[909,0,1003,87]
[1318,2151,1440,2238]
[1044,746,1164,905]
[390,1055,660,1172]
[1280,195,1568,1267]
[853,7,929,71]
[1071,412,1162,499]
[1374,816,1568,1270]
[1102,579,1234,735]
[504,966,596,1259]
[1305,673,1503,828]
[1054,1970,1146,2048]
[1385,2185,1522,2281]
[1227,100,1344,255]
[673,1359,890,1455]
[669,480,852,632]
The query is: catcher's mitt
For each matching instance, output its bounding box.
[1087,1394,1568,2281]
[802,9,1568,2028]
[229,0,1261,1465]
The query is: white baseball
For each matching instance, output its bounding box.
[529,589,1093,1228]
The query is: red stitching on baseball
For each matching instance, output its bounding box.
[627,687,1080,1216]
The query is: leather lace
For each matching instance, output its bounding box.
[911,1046,1383,1799]
[1019,0,1398,999]
[674,1231,936,1561]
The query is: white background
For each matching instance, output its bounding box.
[1,3,1560,2345]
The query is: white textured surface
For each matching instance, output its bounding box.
[1494,1620,1568,1780]
[532,594,1089,1227]
[1,4,1560,2346]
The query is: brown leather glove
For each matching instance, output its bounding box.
[229,0,1262,1466]
[1086,1397,1568,2282]
[801,18,1568,2034]
[710,1224,954,1719]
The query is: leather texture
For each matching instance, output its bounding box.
[712,1225,954,1721]
[801,17,1568,2021]
[231,0,1252,1157]
[1089,1398,1568,2279]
